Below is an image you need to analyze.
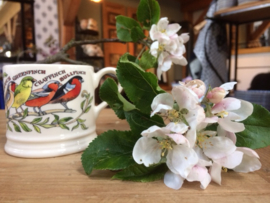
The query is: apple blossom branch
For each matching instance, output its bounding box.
[35,38,151,65]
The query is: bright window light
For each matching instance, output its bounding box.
[5,51,11,58]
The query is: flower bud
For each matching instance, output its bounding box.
[206,87,226,104]
[185,79,206,99]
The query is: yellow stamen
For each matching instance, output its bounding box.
[216,110,228,118]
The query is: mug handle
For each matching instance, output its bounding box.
[93,67,122,120]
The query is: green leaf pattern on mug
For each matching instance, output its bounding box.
[6,91,93,133]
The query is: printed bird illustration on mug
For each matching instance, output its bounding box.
[4,69,92,133]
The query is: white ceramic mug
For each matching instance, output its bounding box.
[3,64,116,158]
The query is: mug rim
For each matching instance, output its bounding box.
[3,64,94,70]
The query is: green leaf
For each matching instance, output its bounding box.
[31,117,42,124]
[124,109,165,136]
[13,122,21,132]
[7,123,12,132]
[81,100,86,110]
[113,163,168,182]
[18,122,32,132]
[236,104,270,149]
[41,124,55,129]
[21,108,28,119]
[139,50,157,70]
[38,117,50,125]
[7,110,10,118]
[116,16,144,42]
[80,123,88,130]
[33,125,41,133]
[100,78,136,119]
[89,96,93,104]
[3,72,8,77]
[131,26,145,42]
[72,123,80,131]
[81,130,140,175]
[51,114,59,124]
[77,118,86,123]
[84,106,91,113]
[117,53,165,114]
[59,124,69,130]
[137,0,160,29]
[59,117,73,124]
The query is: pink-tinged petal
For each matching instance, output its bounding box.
[194,106,206,125]
[206,87,226,104]
[179,33,190,43]
[220,82,237,92]
[171,44,186,56]
[158,51,166,65]
[218,118,245,133]
[166,122,189,134]
[214,151,243,169]
[166,23,181,36]
[185,126,196,148]
[167,133,190,147]
[157,17,169,31]
[193,145,211,163]
[164,170,184,190]
[217,125,237,144]
[141,125,170,138]
[186,165,207,181]
[212,98,241,114]
[200,173,211,189]
[164,41,178,53]
[151,103,172,117]
[168,145,198,178]
[170,55,188,66]
[132,137,161,167]
[237,147,260,158]
[151,93,174,116]
[187,165,211,189]
[157,66,162,80]
[230,100,253,121]
[227,112,242,121]
[172,85,199,111]
[210,162,222,185]
[149,24,158,40]
[233,151,262,173]
[185,79,206,99]
[150,41,159,57]
[204,116,219,123]
[160,58,172,72]
[202,137,236,159]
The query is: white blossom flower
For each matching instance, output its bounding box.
[132,126,198,182]
[233,147,261,173]
[150,17,180,42]
[201,136,244,185]
[149,18,189,80]
[151,85,205,147]
[211,97,253,133]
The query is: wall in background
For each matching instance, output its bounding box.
[34,0,59,60]
[231,52,270,90]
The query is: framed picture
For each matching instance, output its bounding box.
[109,54,121,66]
[108,29,117,38]
[108,12,118,25]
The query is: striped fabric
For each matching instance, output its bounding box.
[233,90,270,110]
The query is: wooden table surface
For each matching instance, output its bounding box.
[0,109,270,202]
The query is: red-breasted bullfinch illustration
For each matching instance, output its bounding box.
[25,80,61,115]
[49,76,84,110]
[11,76,37,114]
[4,81,17,110]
